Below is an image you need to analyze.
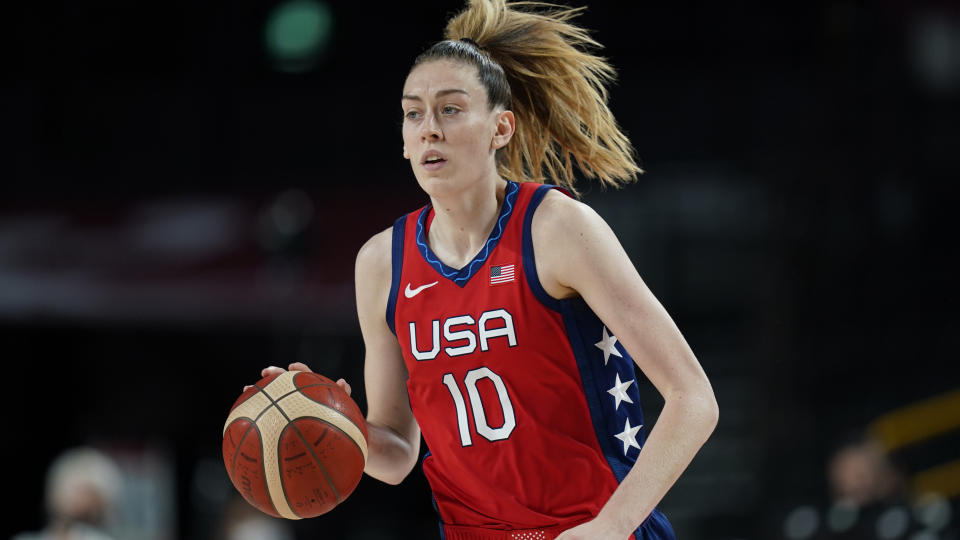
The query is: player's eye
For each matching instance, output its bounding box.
[441,105,459,115]
[404,110,421,120]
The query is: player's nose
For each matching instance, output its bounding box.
[419,112,442,141]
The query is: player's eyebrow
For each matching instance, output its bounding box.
[401,88,470,101]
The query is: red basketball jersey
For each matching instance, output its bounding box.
[386,181,674,540]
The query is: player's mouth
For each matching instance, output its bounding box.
[421,150,447,171]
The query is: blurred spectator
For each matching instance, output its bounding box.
[777,430,960,540]
[218,495,294,540]
[816,433,916,539]
[13,447,123,540]
[828,434,906,509]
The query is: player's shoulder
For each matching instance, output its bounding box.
[355,226,393,282]
[531,187,604,238]
[537,186,580,211]
[358,226,393,257]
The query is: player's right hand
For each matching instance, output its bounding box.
[245,362,352,396]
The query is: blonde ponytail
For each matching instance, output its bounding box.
[415,0,641,195]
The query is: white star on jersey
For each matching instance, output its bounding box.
[594,326,622,365]
[614,418,643,455]
[607,373,635,410]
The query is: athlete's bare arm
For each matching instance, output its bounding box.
[354,228,422,485]
[532,190,719,539]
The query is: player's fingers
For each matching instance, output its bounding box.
[261,365,286,377]
[243,385,254,392]
[287,362,314,373]
[336,378,352,396]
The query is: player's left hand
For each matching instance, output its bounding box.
[555,518,629,540]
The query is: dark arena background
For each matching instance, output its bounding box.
[4,1,959,539]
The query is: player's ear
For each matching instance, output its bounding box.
[491,110,514,151]
[403,146,410,159]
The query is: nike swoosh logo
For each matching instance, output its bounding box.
[404,281,439,298]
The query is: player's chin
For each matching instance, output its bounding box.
[413,171,457,196]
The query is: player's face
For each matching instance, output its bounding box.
[401,59,506,196]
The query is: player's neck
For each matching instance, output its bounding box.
[427,177,507,268]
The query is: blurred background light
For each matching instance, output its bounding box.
[784,505,819,540]
[264,0,333,73]
[827,501,858,533]
[876,506,911,540]
[914,493,952,532]
[909,11,960,95]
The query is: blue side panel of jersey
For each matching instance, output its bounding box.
[637,510,676,539]
[559,298,646,476]
[386,214,407,335]
[420,449,448,540]
[561,300,675,539]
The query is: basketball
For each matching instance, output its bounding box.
[222,370,368,519]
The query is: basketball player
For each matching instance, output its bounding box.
[258,1,718,538]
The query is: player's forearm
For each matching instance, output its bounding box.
[362,421,420,485]
[597,390,718,536]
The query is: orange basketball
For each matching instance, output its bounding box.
[222,370,368,519]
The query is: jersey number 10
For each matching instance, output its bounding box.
[442,367,517,446]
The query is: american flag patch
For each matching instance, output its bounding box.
[490,264,515,285]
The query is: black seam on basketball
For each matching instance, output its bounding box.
[254,399,275,423]
[253,377,333,404]
[228,419,280,517]
[273,381,339,404]
[280,421,343,512]
[229,416,256,482]
[246,388,300,424]
[296,390,366,443]
[253,422,282,517]
[280,378,366,450]
[232,387,261,409]
[298,415,365,457]
[255,378,342,511]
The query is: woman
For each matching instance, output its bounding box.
[260,1,718,538]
